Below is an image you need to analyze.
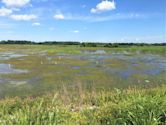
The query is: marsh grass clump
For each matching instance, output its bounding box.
[0,86,165,125]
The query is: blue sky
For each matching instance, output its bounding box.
[0,0,165,43]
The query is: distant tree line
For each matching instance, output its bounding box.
[0,40,34,44]
[0,40,80,45]
[0,40,165,47]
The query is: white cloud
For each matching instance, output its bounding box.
[91,0,116,14]
[0,7,12,16]
[54,13,65,20]
[2,0,30,7]
[11,8,20,11]
[32,22,40,26]
[73,30,79,33]
[55,13,152,22]
[10,14,37,21]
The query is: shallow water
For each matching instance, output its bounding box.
[0,64,28,84]
[1,52,165,79]
[102,54,166,78]
[0,64,28,74]
[81,50,106,55]
[0,52,27,60]
[54,53,166,78]
[0,49,165,98]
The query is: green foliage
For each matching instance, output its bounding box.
[80,42,98,47]
[0,87,165,125]
[104,43,119,48]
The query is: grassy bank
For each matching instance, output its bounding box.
[0,86,166,125]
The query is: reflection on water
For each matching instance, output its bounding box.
[102,54,166,78]
[0,49,165,98]
[0,64,28,74]
[72,66,81,70]
[0,51,166,83]
[0,64,28,84]
[54,53,166,78]
[81,50,106,55]
[0,52,27,60]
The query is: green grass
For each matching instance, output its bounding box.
[0,45,166,55]
[0,45,166,124]
[0,86,165,125]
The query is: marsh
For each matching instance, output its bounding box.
[0,45,165,98]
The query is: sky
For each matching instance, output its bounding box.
[0,0,165,43]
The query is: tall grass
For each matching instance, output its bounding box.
[0,86,165,125]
